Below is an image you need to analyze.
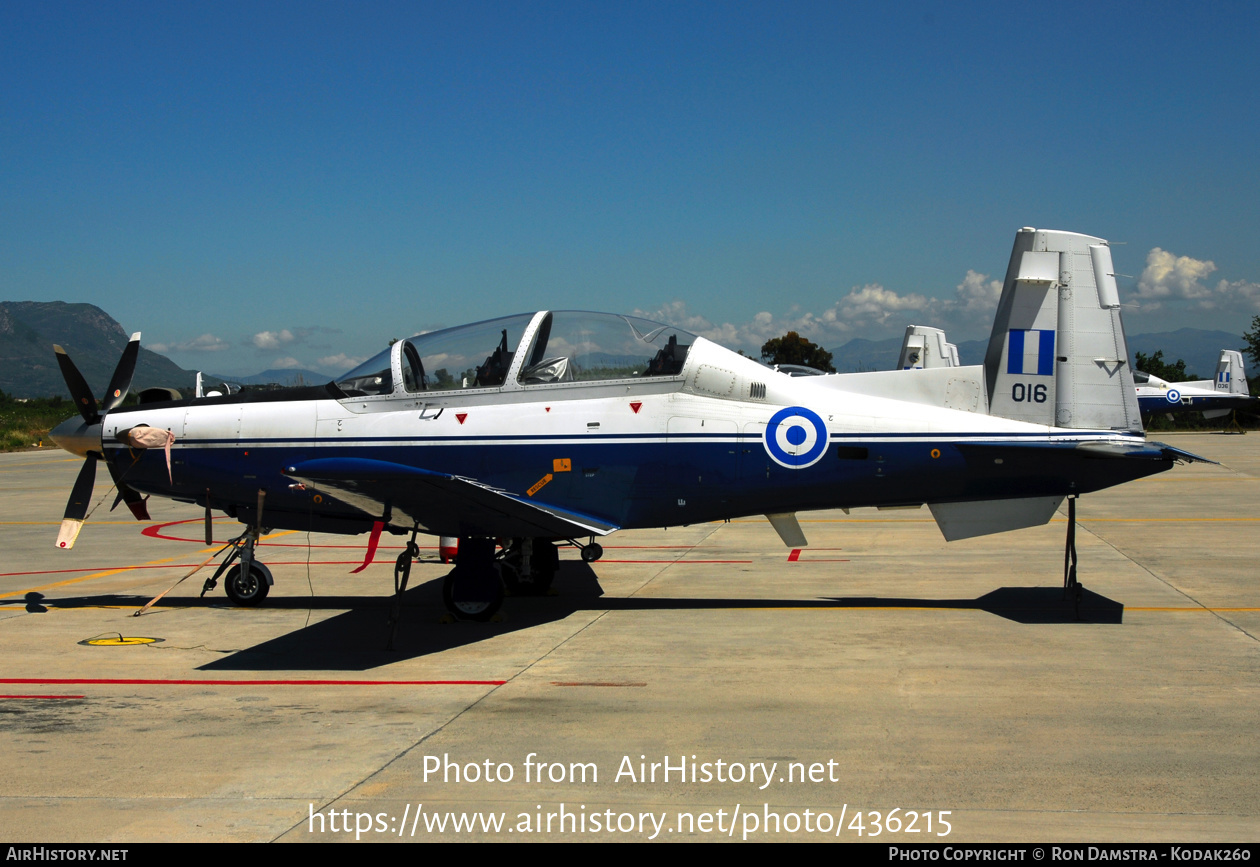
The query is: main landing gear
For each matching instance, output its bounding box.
[443,538,505,622]
[439,536,565,621]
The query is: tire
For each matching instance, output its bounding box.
[442,565,503,622]
[224,562,271,607]
[581,542,603,562]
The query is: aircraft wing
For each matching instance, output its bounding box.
[284,457,620,539]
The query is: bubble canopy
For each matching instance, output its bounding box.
[336,311,694,396]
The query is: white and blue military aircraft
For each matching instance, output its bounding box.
[49,227,1208,622]
[1134,350,1257,420]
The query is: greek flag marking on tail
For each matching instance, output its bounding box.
[1218,371,1230,387]
[1007,329,1055,376]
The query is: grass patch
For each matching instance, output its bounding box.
[0,392,77,452]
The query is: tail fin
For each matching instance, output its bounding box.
[898,325,960,369]
[984,228,1142,432]
[1216,350,1248,395]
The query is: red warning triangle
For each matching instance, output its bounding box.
[456,413,467,425]
[629,401,642,414]
[545,407,550,412]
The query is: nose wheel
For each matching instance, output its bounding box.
[224,561,272,606]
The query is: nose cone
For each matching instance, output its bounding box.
[49,416,102,458]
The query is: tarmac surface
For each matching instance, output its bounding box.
[1,432,1257,843]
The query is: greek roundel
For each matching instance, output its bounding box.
[1165,389,1181,404]
[762,406,829,469]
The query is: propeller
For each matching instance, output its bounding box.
[49,333,149,549]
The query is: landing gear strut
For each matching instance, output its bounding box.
[500,537,559,596]
[1063,494,1081,617]
[200,521,273,607]
[442,537,504,621]
[387,525,420,650]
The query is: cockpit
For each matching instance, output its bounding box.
[336,311,694,398]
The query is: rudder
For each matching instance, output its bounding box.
[984,227,1142,432]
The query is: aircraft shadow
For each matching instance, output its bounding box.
[27,567,1122,672]
[197,570,1119,671]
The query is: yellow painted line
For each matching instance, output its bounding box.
[0,521,144,526]
[0,530,296,599]
[5,602,1254,613]
[1077,517,1260,522]
[0,458,80,470]
[748,605,1260,612]
[1,605,177,611]
[1133,476,1256,482]
[726,516,1260,525]
[1126,607,1260,612]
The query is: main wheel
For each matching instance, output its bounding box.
[224,562,271,606]
[580,542,603,562]
[442,567,503,621]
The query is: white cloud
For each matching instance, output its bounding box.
[317,353,366,372]
[1135,248,1216,306]
[252,329,295,349]
[955,269,1004,314]
[1128,247,1260,315]
[638,268,1006,353]
[271,356,305,369]
[148,333,232,353]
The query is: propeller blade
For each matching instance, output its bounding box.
[101,332,141,413]
[54,345,100,425]
[57,455,98,549]
[106,461,150,521]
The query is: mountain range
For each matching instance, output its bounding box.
[827,328,1245,379]
[0,300,1248,398]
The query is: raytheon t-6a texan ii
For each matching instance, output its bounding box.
[49,227,1207,621]
[1134,350,1258,421]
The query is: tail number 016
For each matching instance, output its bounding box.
[1012,383,1047,403]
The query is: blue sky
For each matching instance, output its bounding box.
[3,1,1258,375]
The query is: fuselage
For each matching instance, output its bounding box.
[83,330,1167,539]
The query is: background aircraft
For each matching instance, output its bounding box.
[1134,350,1257,420]
[896,325,1257,425]
[49,228,1206,622]
[897,325,961,370]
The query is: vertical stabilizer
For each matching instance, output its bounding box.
[1216,350,1248,395]
[984,228,1141,432]
[898,325,960,370]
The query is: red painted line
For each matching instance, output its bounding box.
[0,561,396,578]
[601,559,752,564]
[787,549,801,561]
[594,546,712,550]
[1,694,85,700]
[0,678,505,687]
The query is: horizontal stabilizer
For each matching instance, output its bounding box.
[285,457,619,539]
[929,496,1062,541]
